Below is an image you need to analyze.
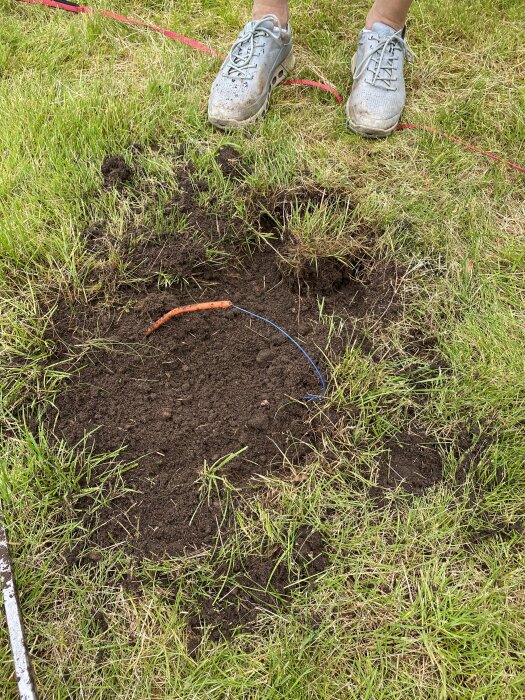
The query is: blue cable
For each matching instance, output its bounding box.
[233,305,327,401]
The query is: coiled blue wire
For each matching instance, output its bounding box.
[233,305,326,401]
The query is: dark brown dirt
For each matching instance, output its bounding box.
[188,526,328,649]
[101,155,133,189]
[129,233,208,282]
[51,240,367,558]
[343,263,403,323]
[256,183,354,226]
[377,428,443,494]
[215,145,250,179]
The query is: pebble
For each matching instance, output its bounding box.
[161,408,173,420]
[256,348,276,365]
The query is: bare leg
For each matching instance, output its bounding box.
[252,0,289,25]
[366,0,412,31]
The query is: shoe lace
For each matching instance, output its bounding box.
[222,15,282,81]
[353,29,414,90]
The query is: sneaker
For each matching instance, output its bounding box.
[208,15,294,129]
[346,23,414,138]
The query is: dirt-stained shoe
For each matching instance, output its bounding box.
[346,23,414,138]
[208,15,294,129]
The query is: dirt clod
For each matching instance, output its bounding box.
[215,146,249,179]
[101,155,133,189]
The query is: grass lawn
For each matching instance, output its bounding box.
[1,0,525,698]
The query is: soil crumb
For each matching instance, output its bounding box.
[101,155,133,189]
[378,428,443,494]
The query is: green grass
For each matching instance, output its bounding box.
[1,0,525,698]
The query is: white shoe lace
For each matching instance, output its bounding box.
[222,15,283,81]
[353,28,414,91]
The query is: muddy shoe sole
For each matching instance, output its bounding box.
[345,115,398,138]
[209,51,295,130]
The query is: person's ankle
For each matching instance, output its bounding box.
[252,3,289,26]
[365,11,405,32]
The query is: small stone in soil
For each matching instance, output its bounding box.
[256,348,276,365]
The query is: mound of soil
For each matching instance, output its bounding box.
[101,155,133,189]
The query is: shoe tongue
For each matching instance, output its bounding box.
[369,21,397,37]
[249,15,280,32]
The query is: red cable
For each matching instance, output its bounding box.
[18,0,219,55]
[283,78,343,104]
[396,123,525,175]
[15,0,525,175]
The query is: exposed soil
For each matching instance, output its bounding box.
[52,236,380,559]
[344,263,403,323]
[377,428,443,494]
[129,232,208,282]
[215,145,250,179]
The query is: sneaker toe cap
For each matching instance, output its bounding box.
[346,99,401,135]
[208,83,261,124]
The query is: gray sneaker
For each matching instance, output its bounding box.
[346,23,414,138]
[208,15,294,129]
